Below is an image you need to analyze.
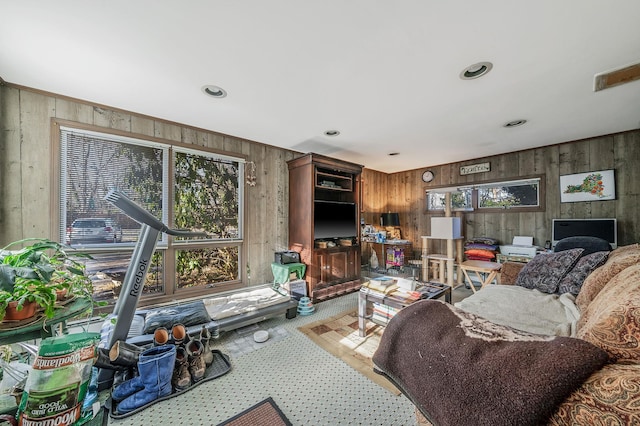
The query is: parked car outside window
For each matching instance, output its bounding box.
[66,218,123,245]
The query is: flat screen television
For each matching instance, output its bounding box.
[552,218,617,249]
[314,201,358,240]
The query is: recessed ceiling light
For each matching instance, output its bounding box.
[503,119,527,128]
[324,130,340,136]
[388,152,400,156]
[202,85,227,98]
[460,61,493,80]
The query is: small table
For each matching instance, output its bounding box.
[271,262,306,284]
[458,260,502,293]
[358,281,451,337]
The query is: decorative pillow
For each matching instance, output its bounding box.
[577,263,640,362]
[557,251,609,295]
[548,364,640,426]
[575,249,640,312]
[372,301,609,426]
[606,243,640,262]
[515,248,584,294]
[464,249,496,259]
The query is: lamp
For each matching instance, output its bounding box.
[380,213,400,227]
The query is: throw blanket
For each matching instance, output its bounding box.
[454,285,581,336]
[372,300,609,426]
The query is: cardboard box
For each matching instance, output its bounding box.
[430,217,462,239]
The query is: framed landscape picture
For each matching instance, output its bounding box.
[560,169,615,202]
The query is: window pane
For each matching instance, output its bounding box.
[61,129,166,247]
[478,183,539,208]
[427,189,472,211]
[85,250,164,304]
[175,247,239,289]
[173,152,240,241]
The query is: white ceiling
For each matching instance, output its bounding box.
[2,1,640,173]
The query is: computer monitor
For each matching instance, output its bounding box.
[552,218,617,249]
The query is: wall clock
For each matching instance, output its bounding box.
[422,170,435,183]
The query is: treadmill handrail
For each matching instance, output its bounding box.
[105,190,208,238]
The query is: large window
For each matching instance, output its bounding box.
[427,176,543,212]
[58,125,245,306]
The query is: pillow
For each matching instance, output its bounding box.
[464,249,496,259]
[515,248,584,294]
[142,301,211,334]
[557,251,609,295]
[548,363,640,426]
[606,243,640,262]
[372,301,609,426]
[575,249,640,312]
[577,263,640,362]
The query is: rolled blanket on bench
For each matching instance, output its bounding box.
[372,300,609,426]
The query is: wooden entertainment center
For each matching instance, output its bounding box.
[287,153,363,302]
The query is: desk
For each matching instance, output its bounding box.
[0,298,93,345]
[271,262,306,284]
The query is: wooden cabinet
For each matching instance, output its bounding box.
[288,153,363,301]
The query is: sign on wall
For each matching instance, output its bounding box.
[460,162,490,175]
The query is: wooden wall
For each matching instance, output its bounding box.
[0,83,299,286]
[2,82,639,285]
[373,131,640,255]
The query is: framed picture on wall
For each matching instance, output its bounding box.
[559,169,615,202]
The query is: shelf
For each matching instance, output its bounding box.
[315,169,353,192]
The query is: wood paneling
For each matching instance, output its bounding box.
[377,131,640,250]
[2,82,639,292]
[0,84,297,290]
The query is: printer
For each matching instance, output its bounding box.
[499,236,538,259]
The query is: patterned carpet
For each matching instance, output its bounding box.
[297,309,400,395]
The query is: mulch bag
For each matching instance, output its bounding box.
[16,332,100,426]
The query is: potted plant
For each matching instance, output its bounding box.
[0,238,94,321]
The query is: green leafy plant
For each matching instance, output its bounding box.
[0,238,94,320]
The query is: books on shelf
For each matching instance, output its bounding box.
[372,302,401,325]
[362,277,398,294]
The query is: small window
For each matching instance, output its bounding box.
[427,189,473,211]
[476,178,541,210]
[427,176,544,213]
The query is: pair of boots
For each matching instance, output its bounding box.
[111,345,176,414]
[172,325,213,390]
[153,323,188,346]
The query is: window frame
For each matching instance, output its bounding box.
[51,119,248,308]
[426,175,545,213]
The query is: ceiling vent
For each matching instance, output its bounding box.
[594,62,640,92]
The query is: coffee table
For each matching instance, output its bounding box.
[358,281,451,337]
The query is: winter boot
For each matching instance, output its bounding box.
[171,346,191,390]
[153,327,169,346]
[94,348,128,371]
[112,345,176,414]
[171,323,188,347]
[199,325,214,366]
[109,341,142,366]
[186,339,206,383]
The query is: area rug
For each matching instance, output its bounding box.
[297,309,400,395]
[217,397,292,426]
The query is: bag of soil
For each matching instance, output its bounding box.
[17,332,100,426]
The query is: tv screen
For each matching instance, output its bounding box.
[552,218,617,249]
[314,201,358,240]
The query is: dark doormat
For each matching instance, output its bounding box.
[217,397,292,426]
